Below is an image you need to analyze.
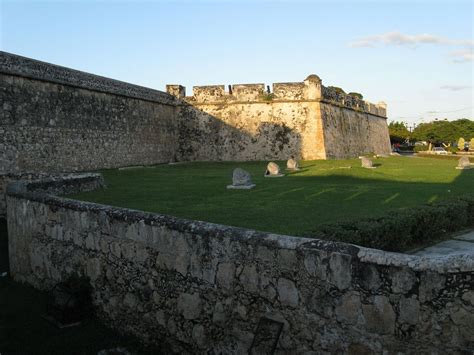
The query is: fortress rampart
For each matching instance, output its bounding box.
[0,52,179,216]
[168,75,390,161]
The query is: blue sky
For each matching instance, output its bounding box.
[1,0,473,125]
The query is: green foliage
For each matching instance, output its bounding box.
[348,92,363,100]
[388,121,410,143]
[457,137,465,149]
[260,93,275,101]
[412,119,474,143]
[327,86,346,95]
[311,194,474,251]
[470,138,474,150]
[446,146,458,154]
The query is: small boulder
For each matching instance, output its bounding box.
[361,156,376,169]
[456,156,472,170]
[286,157,300,170]
[227,168,255,189]
[265,162,284,177]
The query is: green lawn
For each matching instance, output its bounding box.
[70,156,473,238]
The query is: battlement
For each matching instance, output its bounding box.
[321,85,387,117]
[166,74,386,117]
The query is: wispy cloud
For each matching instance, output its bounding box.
[349,31,474,63]
[440,85,472,91]
[449,49,474,63]
[350,31,473,48]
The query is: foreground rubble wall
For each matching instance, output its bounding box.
[6,175,474,353]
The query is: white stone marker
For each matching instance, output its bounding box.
[264,162,284,177]
[227,168,256,189]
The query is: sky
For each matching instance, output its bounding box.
[1,0,473,126]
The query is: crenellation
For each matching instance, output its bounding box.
[183,77,385,117]
[377,101,387,116]
[231,83,265,101]
[272,82,305,100]
[192,85,226,102]
[166,84,186,99]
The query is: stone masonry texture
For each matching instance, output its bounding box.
[171,75,391,161]
[6,175,474,354]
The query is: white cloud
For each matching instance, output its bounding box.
[349,31,473,63]
[349,31,456,47]
[440,85,472,91]
[450,49,474,63]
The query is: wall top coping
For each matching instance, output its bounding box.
[7,174,473,274]
[0,51,177,106]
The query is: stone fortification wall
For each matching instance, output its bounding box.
[0,51,179,175]
[7,175,474,354]
[169,75,391,161]
[0,51,180,216]
[176,82,325,161]
[320,86,391,158]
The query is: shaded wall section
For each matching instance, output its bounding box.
[320,103,392,158]
[0,51,179,175]
[0,51,179,216]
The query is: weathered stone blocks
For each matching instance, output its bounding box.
[5,175,474,353]
[177,293,202,320]
[277,278,299,307]
[362,295,396,334]
[329,253,352,290]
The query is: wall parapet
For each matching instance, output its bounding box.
[167,74,387,118]
[0,51,177,106]
[6,175,474,353]
[321,85,387,117]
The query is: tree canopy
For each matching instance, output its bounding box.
[388,121,410,143]
[411,119,474,143]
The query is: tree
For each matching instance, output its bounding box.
[412,119,474,144]
[457,137,465,150]
[470,138,474,151]
[388,121,410,143]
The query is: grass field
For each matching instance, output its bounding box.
[70,156,473,238]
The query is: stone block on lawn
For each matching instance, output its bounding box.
[286,157,300,171]
[227,168,255,189]
[456,156,472,170]
[360,156,376,169]
[265,162,284,177]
